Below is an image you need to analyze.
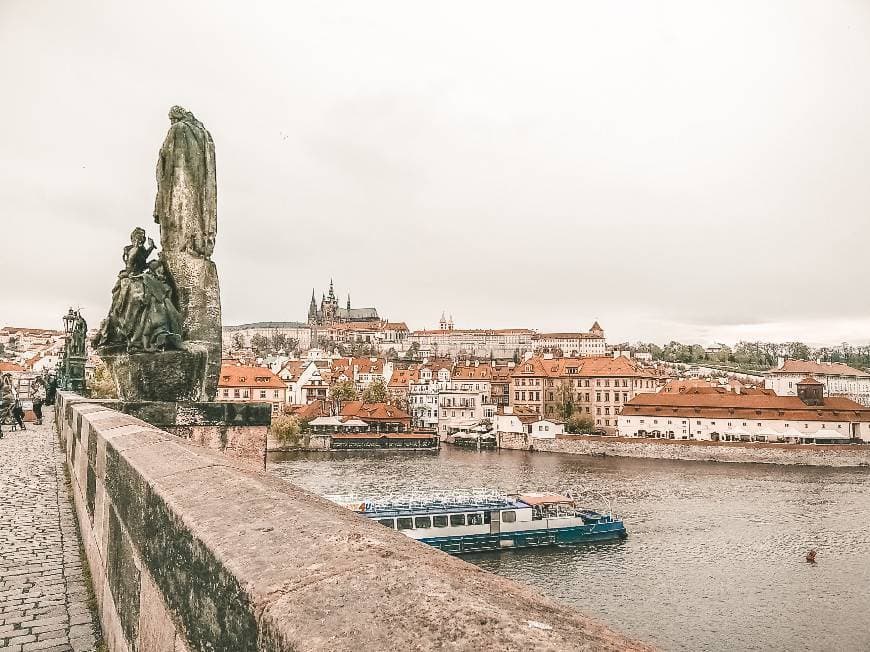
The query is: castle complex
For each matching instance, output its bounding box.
[307,279,379,327]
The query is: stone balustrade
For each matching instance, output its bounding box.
[55,392,649,651]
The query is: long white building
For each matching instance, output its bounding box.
[619,379,870,443]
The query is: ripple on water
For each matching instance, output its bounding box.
[268,448,870,651]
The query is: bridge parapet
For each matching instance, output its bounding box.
[56,391,649,651]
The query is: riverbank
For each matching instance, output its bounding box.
[497,433,870,467]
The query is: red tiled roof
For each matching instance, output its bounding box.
[511,356,654,379]
[622,392,870,422]
[771,360,869,378]
[0,362,24,373]
[286,401,329,420]
[388,368,419,387]
[340,401,411,421]
[218,365,285,389]
[451,364,493,381]
[797,376,824,385]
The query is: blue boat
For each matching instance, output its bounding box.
[332,489,627,554]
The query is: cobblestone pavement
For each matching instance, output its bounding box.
[0,412,100,651]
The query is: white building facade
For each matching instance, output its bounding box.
[764,359,870,406]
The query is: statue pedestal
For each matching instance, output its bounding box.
[103,347,210,402]
[162,252,221,400]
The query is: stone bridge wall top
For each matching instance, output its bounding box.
[55,392,647,651]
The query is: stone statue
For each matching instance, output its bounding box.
[153,106,217,259]
[93,227,183,353]
[70,312,88,357]
[92,108,222,402]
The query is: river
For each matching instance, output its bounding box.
[267,447,870,651]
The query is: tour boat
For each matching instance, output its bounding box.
[330,488,627,554]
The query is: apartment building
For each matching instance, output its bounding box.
[510,355,659,431]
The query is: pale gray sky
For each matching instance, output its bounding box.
[2,1,869,345]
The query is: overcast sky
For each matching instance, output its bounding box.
[2,1,869,346]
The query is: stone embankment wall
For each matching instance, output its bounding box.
[498,432,870,467]
[56,392,650,652]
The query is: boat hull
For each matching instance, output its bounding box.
[417,521,627,555]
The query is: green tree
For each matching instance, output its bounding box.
[554,382,574,421]
[404,342,420,360]
[566,413,594,434]
[362,378,388,403]
[385,347,399,362]
[230,332,245,349]
[250,333,269,355]
[329,380,358,413]
[88,362,117,399]
[270,414,302,447]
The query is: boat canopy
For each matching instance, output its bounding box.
[517,492,574,506]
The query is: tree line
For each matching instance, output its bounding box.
[617,341,870,371]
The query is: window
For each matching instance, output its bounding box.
[450,514,465,527]
[432,515,448,528]
[233,389,240,398]
[467,513,484,525]
[502,510,517,523]
[222,389,229,398]
[396,517,413,530]
[414,516,431,529]
[259,390,267,399]
[377,518,395,529]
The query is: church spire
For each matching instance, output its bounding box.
[328,278,335,301]
[347,293,351,311]
[308,289,317,322]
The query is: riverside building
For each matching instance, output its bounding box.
[619,378,870,442]
[765,358,870,406]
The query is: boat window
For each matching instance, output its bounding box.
[467,513,484,526]
[432,515,448,528]
[450,514,466,526]
[502,510,517,523]
[396,517,413,531]
[414,516,432,529]
[377,518,395,529]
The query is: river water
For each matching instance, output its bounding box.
[268,448,870,651]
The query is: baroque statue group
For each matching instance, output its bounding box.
[92,105,222,401]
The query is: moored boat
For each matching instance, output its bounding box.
[331,488,626,554]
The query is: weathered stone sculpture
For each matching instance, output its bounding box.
[154,106,217,258]
[94,106,222,402]
[153,106,222,400]
[92,228,183,353]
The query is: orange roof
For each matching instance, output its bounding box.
[0,362,24,373]
[518,493,573,506]
[340,401,411,421]
[771,360,869,378]
[451,364,493,381]
[511,356,654,379]
[388,368,419,388]
[622,392,870,422]
[285,401,329,420]
[661,379,714,393]
[218,365,285,389]
[279,360,307,380]
[797,376,824,385]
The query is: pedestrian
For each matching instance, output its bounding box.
[32,379,46,426]
[0,374,15,435]
[11,399,25,431]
